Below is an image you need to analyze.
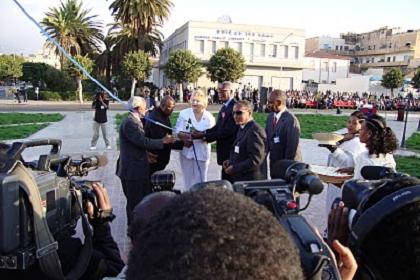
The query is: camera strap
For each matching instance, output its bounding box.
[8,162,93,280]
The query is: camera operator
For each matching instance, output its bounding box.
[328,176,420,279]
[0,183,124,280]
[125,187,357,280]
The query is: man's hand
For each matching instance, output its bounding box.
[327,201,349,247]
[86,182,112,220]
[222,160,230,170]
[318,144,337,153]
[162,134,175,144]
[191,131,205,139]
[147,152,158,164]
[224,165,234,175]
[332,240,358,280]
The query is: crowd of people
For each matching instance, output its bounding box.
[1,81,419,280]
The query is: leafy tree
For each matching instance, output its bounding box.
[382,68,403,97]
[0,55,24,80]
[109,0,173,51]
[165,49,201,85]
[412,68,420,89]
[41,0,103,68]
[121,51,152,97]
[65,54,94,103]
[21,62,49,87]
[206,48,246,83]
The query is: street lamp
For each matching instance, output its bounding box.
[400,96,411,148]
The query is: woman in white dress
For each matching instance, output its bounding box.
[352,114,398,179]
[175,90,216,192]
[319,111,366,215]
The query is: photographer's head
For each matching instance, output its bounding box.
[127,188,304,280]
[359,114,398,156]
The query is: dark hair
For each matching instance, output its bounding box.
[350,110,364,120]
[364,114,398,155]
[360,176,420,279]
[127,188,304,280]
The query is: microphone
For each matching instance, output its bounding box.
[361,166,395,180]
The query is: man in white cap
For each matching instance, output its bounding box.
[116,96,175,225]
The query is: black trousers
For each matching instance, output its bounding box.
[120,179,151,225]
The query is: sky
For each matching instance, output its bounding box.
[0,0,419,55]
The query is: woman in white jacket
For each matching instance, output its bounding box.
[320,111,366,214]
[175,90,215,192]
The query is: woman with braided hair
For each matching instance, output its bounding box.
[352,114,398,179]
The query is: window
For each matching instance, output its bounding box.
[195,40,204,54]
[218,41,228,49]
[335,46,339,50]
[282,45,288,58]
[292,46,299,59]
[232,42,242,53]
[209,41,216,54]
[387,57,391,62]
[255,43,265,57]
[269,44,277,57]
[332,62,337,72]
[371,58,375,63]
[323,62,328,71]
[393,56,396,62]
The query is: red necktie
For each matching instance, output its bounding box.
[272,117,277,128]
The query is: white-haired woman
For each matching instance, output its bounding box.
[175,89,215,191]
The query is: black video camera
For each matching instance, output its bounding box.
[341,166,420,279]
[0,139,108,272]
[233,160,340,280]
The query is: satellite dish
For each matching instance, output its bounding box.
[217,15,232,24]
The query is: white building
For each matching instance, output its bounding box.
[306,36,354,53]
[25,46,60,69]
[157,21,305,91]
[303,51,351,85]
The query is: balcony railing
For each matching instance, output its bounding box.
[355,45,414,56]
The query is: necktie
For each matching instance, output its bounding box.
[272,116,277,128]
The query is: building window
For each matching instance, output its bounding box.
[269,44,277,57]
[282,45,288,58]
[195,40,204,54]
[393,56,396,62]
[292,46,299,59]
[232,42,242,53]
[256,43,265,57]
[209,41,216,54]
[340,46,343,51]
[323,62,328,71]
[335,46,339,50]
[218,41,228,49]
[332,62,337,72]
[371,58,375,63]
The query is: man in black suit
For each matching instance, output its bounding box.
[265,90,301,178]
[223,100,267,182]
[145,96,184,175]
[192,81,238,182]
[116,96,175,225]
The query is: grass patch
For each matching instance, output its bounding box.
[406,132,420,151]
[0,113,64,125]
[115,112,348,140]
[0,124,49,140]
[395,156,420,178]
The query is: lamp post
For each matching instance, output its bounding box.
[400,97,410,148]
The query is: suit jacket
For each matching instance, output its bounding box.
[265,110,302,177]
[116,113,164,180]
[145,107,183,174]
[205,99,238,165]
[229,120,267,182]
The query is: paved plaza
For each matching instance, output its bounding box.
[3,107,419,261]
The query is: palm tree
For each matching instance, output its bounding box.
[41,0,104,68]
[109,0,173,51]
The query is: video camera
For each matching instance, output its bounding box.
[0,139,108,273]
[340,166,420,278]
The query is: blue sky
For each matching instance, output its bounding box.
[0,0,419,54]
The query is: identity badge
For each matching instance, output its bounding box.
[234,146,239,153]
[274,137,280,144]
[222,112,226,118]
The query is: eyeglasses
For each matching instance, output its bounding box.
[233,111,246,115]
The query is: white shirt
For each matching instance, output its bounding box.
[328,137,366,168]
[175,108,216,161]
[353,151,396,179]
[274,108,287,123]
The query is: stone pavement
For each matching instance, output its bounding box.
[3,109,419,262]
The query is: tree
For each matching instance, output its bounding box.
[164,50,202,100]
[206,48,246,83]
[0,55,24,80]
[41,0,103,69]
[65,54,94,103]
[382,68,403,97]
[412,68,420,89]
[121,51,152,97]
[109,0,173,51]
[21,62,48,87]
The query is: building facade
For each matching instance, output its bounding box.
[306,36,354,53]
[25,46,60,69]
[303,51,350,85]
[157,21,305,91]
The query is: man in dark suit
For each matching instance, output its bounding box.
[116,96,175,225]
[265,90,301,178]
[192,81,238,182]
[223,100,267,182]
[145,96,184,175]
